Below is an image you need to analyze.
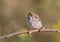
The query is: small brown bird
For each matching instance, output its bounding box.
[27,11,43,30]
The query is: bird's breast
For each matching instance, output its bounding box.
[31,20,42,28]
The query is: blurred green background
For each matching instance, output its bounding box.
[0,0,60,42]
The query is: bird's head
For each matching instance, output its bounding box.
[28,11,40,20]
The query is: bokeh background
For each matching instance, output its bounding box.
[0,0,60,42]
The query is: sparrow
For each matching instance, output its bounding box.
[27,11,43,30]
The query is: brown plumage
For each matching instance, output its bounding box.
[27,11,43,29]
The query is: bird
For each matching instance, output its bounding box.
[27,11,43,30]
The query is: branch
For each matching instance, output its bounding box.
[0,28,60,39]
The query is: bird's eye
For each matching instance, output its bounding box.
[28,17,30,19]
[30,14,32,16]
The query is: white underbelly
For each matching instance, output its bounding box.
[31,20,42,28]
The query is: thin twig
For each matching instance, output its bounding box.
[0,28,60,39]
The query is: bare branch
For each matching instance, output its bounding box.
[0,28,60,39]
